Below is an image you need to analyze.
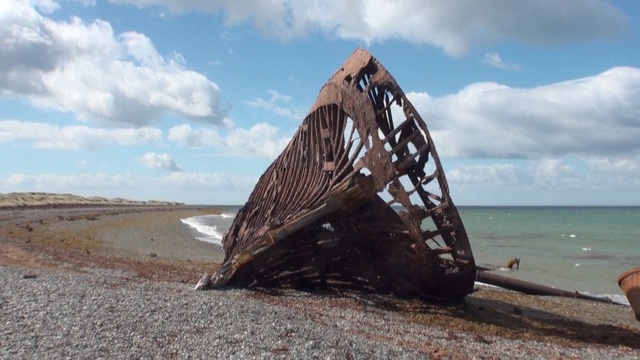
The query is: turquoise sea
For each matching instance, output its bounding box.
[181,206,640,303]
[462,206,639,300]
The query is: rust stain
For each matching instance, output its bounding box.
[210,48,476,301]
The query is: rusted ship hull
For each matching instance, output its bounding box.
[210,48,476,301]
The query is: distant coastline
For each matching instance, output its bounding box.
[0,192,184,209]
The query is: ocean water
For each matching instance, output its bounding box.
[181,206,639,303]
[180,206,238,245]
[462,207,639,303]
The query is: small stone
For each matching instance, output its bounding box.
[512,306,522,315]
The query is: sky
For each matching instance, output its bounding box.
[1,0,639,206]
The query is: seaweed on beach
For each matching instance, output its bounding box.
[208,48,476,301]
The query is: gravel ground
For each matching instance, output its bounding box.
[1,265,638,360]
[1,205,639,359]
[1,266,425,359]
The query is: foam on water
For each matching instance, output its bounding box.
[180,215,226,246]
[221,212,236,219]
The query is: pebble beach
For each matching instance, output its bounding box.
[1,194,639,359]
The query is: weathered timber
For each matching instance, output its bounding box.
[476,270,618,304]
[209,48,476,301]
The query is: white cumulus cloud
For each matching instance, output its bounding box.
[166,172,256,190]
[245,90,307,121]
[529,158,586,189]
[168,123,290,160]
[0,1,228,127]
[481,53,520,71]
[448,163,530,187]
[140,152,182,172]
[224,123,292,160]
[445,158,599,194]
[168,124,220,148]
[0,120,161,150]
[408,66,640,159]
[109,0,627,57]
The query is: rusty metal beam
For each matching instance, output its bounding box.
[209,48,476,301]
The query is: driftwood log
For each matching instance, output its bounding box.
[208,48,476,301]
[476,270,618,304]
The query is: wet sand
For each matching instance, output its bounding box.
[0,205,224,283]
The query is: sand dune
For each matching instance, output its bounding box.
[0,192,183,208]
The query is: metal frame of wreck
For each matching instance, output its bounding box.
[210,48,477,301]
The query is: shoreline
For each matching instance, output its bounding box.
[0,205,225,283]
[1,205,639,358]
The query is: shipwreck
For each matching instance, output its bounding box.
[204,48,476,301]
